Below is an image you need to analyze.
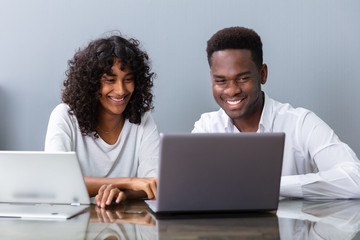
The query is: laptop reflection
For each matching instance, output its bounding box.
[150,211,279,239]
[0,210,90,240]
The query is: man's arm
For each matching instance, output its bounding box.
[281,112,360,199]
[280,162,360,198]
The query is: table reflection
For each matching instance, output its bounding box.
[277,199,360,240]
[87,200,279,240]
[87,201,157,240]
[0,210,90,240]
[2,199,360,239]
[153,212,279,240]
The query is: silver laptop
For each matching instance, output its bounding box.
[0,151,90,220]
[146,133,285,213]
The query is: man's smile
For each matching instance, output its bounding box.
[225,96,246,106]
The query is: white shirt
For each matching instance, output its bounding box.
[192,93,360,199]
[45,103,159,178]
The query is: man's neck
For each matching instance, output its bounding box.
[232,92,264,132]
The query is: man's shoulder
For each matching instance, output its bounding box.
[267,96,322,130]
[197,109,225,121]
[268,96,312,118]
[192,109,228,133]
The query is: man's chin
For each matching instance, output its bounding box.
[224,109,244,120]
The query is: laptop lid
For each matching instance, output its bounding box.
[149,132,285,213]
[0,151,90,219]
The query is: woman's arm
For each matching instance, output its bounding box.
[85,176,157,199]
[94,184,152,208]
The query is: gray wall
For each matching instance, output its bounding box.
[1,0,359,156]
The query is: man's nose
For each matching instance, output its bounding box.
[224,79,241,96]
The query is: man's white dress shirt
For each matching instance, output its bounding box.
[192,93,360,198]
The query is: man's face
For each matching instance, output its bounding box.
[210,49,267,121]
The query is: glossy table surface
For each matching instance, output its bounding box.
[1,199,360,239]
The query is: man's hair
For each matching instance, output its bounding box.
[206,26,263,68]
[62,34,154,138]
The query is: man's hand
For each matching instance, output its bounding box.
[95,184,126,208]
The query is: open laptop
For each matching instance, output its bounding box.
[0,151,90,220]
[146,132,285,213]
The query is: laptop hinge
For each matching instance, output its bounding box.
[71,202,81,206]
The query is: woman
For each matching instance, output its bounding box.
[45,34,159,208]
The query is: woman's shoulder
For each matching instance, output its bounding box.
[141,111,157,127]
[52,103,70,112]
[126,111,157,130]
[49,103,73,121]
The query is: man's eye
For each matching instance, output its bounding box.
[124,78,134,82]
[237,77,249,82]
[215,79,226,84]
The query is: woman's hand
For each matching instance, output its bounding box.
[85,177,158,201]
[126,177,157,200]
[95,184,126,208]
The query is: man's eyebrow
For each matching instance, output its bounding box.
[236,71,251,77]
[213,71,251,79]
[213,74,225,79]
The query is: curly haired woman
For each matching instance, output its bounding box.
[45,34,159,208]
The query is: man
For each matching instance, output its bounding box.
[192,26,360,198]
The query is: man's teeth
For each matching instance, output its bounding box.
[110,97,124,102]
[227,99,242,105]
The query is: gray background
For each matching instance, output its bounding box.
[1,0,359,156]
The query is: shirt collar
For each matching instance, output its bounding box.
[259,92,273,132]
[222,108,235,131]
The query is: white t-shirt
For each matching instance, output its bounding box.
[192,93,360,199]
[45,103,159,178]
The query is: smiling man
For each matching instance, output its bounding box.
[192,26,360,199]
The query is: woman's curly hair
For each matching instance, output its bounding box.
[62,34,154,138]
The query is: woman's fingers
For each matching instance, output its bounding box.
[96,184,125,208]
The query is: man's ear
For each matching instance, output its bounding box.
[260,64,268,85]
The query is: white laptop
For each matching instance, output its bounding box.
[0,151,90,220]
[146,133,285,213]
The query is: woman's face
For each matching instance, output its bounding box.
[98,58,135,117]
